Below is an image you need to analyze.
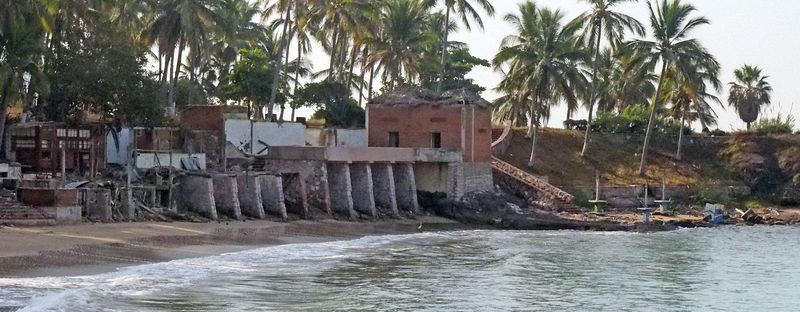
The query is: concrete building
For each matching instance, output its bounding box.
[367,89,494,198]
[366,88,492,163]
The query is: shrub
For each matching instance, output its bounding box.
[754,113,796,135]
[593,104,683,136]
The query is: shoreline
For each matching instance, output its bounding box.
[3,206,797,279]
[0,217,470,278]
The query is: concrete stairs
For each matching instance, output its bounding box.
[491,157,583,214]
[0,200,58,226]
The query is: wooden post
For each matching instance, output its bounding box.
[126,146,134,220]
[662,176,667,201]
[595,171,601,201]
[60,142,66,185]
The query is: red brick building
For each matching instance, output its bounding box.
[366,89,492,162]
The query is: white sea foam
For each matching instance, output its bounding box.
[3,232,437,311]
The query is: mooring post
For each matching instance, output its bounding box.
[654,175,672,214]
[638,184,652,224]
[588,171,607,215]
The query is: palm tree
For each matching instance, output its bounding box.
[262,0,294,120]
[574,0,644,157]
[148,0,219,117]
[728,65,772,131]
[365,0,437,89]
[310,0,377,81]
[493,1,588,168]
[662,60,721,160]
[0,10,45,154]
[209,0,263,98]
[426,0,494,92]
[627,0,717,175]
[598,50,656,112]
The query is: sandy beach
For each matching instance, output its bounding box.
[0,217,468,278]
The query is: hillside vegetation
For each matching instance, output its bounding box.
[497,128,800,205]
[499,129,735,186]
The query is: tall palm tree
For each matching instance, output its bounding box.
[262,0,295,120]
[426,0,494,92]
[365,0,437,89]
[728,65,772,131]
[662,59,721,160]
[209,0,263,97]
[493,1,588,168]
[310,0,377,81]
[574,0,644,157]
[627,0,717,175]
[148,0,218,117]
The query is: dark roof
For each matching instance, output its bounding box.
[367,87,490,108]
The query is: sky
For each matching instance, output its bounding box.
[300,0,800,131]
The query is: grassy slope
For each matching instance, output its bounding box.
[498,128,739,189]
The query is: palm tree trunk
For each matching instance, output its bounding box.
[368,66,375,100]
[279,27,293,123]
[0,72,14,156]
[676,103,687,161]
[528,123,539,168]
[268,7,292,122]
[437,6,451,93]
[169,37,186,117]
[638,61,669,176]
[292,44,302,123]
[347,46,357,89]
[581,23,603,157]
[328,24,339,79]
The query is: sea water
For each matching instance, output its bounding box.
[1,226,799,311]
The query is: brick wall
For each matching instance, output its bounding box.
[367,105,492,162]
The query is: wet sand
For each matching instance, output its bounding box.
[0,217,468,278]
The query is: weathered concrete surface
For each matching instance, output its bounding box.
[349,163,377,217]
[212,174,242,219]
[327,163,356,219]
[261,159,330,214]
[260,175,288,219]
[237,173,265,219]
[393,163,419,214]
[83,188,112,222]
[179,173,218,220]
[371,163,399,216]
[281,173,309,218]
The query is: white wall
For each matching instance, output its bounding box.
[225,120,306,156]
[106,128,132,165]
[304,128,367,147]
[135,153,207,170]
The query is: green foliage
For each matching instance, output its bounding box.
[593,104,683,136]
[420,47,489,94]
[45,19,163,125]
[753,113,796,135]
[295,81,364,128]
[223,49,283,113]
[175,78,209,109]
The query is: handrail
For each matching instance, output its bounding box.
[491,156,575,203]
